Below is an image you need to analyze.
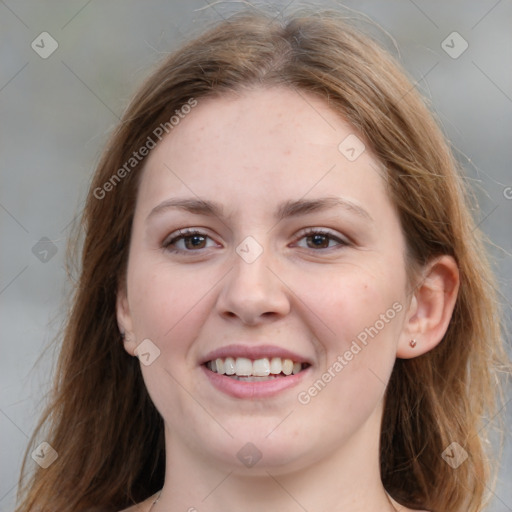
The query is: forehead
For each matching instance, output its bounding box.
[137,86,388,219]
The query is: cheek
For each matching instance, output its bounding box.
[127,258,218,348]
[298,264,404,346]
[294,274,402,437]
[294,265,404,405]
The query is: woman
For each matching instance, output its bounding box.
[15,8,510,512]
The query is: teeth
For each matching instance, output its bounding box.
[230,375,277,382]
[282,359,293,375]
[235,357,253,376]
[253,358,270,376]
[224,356,236,375]
[269,357,282,374]
[206,356,306,377]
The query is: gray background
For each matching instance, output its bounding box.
[1,0,511,510]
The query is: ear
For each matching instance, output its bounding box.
[116,285,137,356]
[397,255,459,359]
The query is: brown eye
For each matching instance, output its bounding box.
[295,229,348,250]
[182,234,207,250]
[306,233,330,249]
[163,229,216,253]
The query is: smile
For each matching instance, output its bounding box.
[205,356,310,381]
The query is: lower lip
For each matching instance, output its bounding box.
[201,365,311,399]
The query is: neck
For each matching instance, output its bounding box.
[154,409,397,512]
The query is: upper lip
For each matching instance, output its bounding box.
[200,344,312,365]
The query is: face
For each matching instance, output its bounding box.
[117,86,412,474]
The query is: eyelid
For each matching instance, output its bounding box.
[162,228,217,251]
[163,227,207,244]
[292,227,350,249]
[162,226,350,254]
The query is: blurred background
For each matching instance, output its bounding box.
[1,1,511,510]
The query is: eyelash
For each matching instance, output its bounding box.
[162,228,349,254]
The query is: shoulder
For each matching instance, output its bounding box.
[389,497,430,512]
[116,504,147,512]
[117,494,157,512]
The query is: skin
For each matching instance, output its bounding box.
[117,86,459,512]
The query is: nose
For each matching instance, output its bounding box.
[216,241,291,325]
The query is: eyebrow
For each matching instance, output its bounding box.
[147,196,373,223]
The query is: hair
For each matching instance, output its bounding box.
[15,7,510,512]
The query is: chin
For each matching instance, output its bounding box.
[200,426,324,474]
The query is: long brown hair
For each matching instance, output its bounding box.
[15,8,510,512]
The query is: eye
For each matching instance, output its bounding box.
[162,229,217,253]
[162,227,349,255]
[294,228,349,250]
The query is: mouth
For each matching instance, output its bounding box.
[204,356,311,381]
[200,345,312,399]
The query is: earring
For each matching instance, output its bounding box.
[409,339,417,348]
